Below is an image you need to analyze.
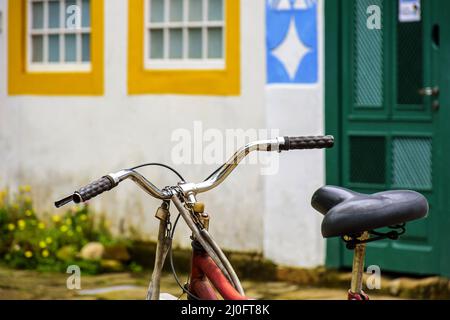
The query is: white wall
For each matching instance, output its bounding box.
[0,0,266,253]
[0,0,326,267]
[263,0,326,267]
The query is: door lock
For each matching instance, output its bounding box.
[418,87,440,97]
[432,100,440,111]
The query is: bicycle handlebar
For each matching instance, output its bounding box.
[55,135,334,207]
[55,176,117,208]
[182,136,334,194]
[72,176,117,204]
[279,136,334,151]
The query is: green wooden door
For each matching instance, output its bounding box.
[325,0,450,276]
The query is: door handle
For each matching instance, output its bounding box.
[418,87,440,97]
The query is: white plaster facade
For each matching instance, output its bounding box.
[0,0,326,267]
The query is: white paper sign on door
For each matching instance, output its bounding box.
[399,0,421,22]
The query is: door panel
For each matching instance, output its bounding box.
[339,0,440,275]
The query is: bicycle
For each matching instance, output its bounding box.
[55,135,428,300]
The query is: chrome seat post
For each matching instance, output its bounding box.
[350,231,369,296]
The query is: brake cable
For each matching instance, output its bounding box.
[127,163,199,299]
[203,163,226,182]
[168,211,201,300]
[129,162,185,182]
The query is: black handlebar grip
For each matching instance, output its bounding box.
[279,135,334,151]
[73,176,116,203]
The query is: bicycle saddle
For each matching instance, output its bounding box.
[311,186,429,238]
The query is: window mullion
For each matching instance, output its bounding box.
[164,0,169,59]
[145,0,149,62]
[202,0,207,59]
[27,0,32,67]
[221,0,225,60]
[183,0,188,59]
[60,0,66,62]
[43,0,49,63]
[76,32,82,63]
[76,0,82,62]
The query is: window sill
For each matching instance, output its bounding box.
[144,59,225,70]
[27,63,92,73]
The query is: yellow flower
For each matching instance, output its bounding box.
[76,226,83,233]
[39,241,47,248]
[24,196,32,204]
[80,214,87,221]
[0,190,6,207]
[45,237,53,244]
[7,223,15,231]
[60,225,68,233]
[19,185,31,193]
[65,218,72,225]
[18,219,26,230]
[41,250,49,258]
[25,210,32,217]
[38,222,46,229]
[24,251,33,258]
[52,215,61,223]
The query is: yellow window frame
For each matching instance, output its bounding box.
[8,0,104,95]
[128,0,240,96]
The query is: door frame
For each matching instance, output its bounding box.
[324,0,450,278]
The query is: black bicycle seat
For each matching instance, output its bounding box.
[311,186,429,238]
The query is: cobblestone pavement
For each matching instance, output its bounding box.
[0,266,400,300]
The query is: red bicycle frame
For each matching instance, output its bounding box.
[188,245,371,300]
[187,229,372,300]
[189,244,248,300]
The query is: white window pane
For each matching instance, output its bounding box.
[188,28,202,58]
[207,27,222,58]
[48,1,60,29]
[169,28,182,59]
[65,0,78,29]
[32,2,44,29]
[208,0,223,21]
[82,33,90,62]
[32,35,44,62]
[150,29,164,59]
[48,35,60,62]
[82,0,90,28]
[150,0,164,23]
[65,34,77,62]
[169,0,183,22]
[188,0,202,21]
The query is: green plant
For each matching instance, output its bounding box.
[129,261,144,273]
[0,185,141,274]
